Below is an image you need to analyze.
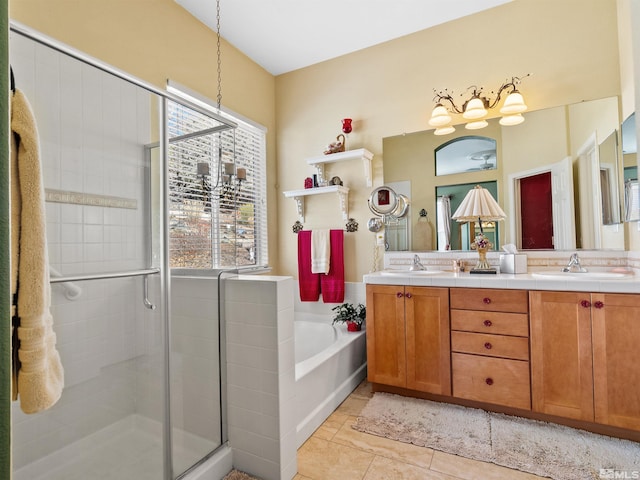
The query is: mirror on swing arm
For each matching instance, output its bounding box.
[368,186,410,250]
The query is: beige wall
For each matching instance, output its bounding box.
[10,0,639,281]
[275,0,633,280]
[10,0,280,271]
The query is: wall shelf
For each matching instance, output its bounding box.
[306,148,374,187]
[283,185,349,222]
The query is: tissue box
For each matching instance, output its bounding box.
[499,254,528,274]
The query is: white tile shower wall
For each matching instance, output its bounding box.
[225,276,297,480]
[10,32,157,469]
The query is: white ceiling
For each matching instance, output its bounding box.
[175,0,512,76]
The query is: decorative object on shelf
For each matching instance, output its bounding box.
[331,302,366,332]
[341,118,353,134]
[429,74,530,135]
[324,134,346,155]
[345,218,359,232]
[330,176,343,186]
[304,177,313,189]
[292,220,304,233]
[452,185,506,274]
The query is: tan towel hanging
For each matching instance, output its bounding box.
[10,88,64,414]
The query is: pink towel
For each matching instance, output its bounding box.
[298,230,320,301]
[321,230,344,303]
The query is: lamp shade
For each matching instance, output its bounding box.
[463,97,487,119]
[499,113,525,126]
[500,91,527,114]
[451,185,507,222]
[428,104,452,127]
[434,125,456,135]
[465,120,488,130]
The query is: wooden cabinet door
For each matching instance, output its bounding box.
[405,287,451,395]
[366,284,407,387]
[530,291,594,421]
[592,293,640,431]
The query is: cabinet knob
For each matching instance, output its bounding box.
[580,300,591,308]
[405,292,412,299]
[485,378,494,386]
[483,297,491,305]
[594,301,604,309]
[397,292,404,298]
[483,320,492,327]
[484,342,492,350]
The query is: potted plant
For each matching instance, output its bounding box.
[331,302,366,331]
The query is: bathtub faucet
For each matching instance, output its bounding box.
[409,254,426,271]
[562,252,587,273]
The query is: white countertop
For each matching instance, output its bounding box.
[363,269,640,294]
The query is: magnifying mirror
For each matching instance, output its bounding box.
[368,186,399,216]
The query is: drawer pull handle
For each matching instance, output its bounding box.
[485,378,494,386]
[484,342,492,350]
[594,301,604,309]
[580,299,591,308]
[397,292,404,298]
[483,320,492,327]
[406,292,413,299]
[483,297,491,305]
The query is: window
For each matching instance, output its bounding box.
[167,97,267,269]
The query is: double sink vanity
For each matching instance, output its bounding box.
[363,253,640,441]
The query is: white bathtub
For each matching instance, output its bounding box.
[294,312,367,447]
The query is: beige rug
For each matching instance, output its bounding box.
[223,469,261,480]
[353,392,640,480]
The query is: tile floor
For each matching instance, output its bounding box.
[295,381,546,480]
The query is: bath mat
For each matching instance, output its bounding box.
[352,392,640,480]
[223,469,261,480]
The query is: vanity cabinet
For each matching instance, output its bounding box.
[450,288,531,410]
[366,284,451,395]
[530,291,640,430]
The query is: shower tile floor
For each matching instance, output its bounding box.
[295,381,545,480]
[13,415,215,480]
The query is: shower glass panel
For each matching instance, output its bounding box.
[10,30,166,480]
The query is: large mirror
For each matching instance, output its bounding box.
[622,113,639,221]
[383,96,627,251]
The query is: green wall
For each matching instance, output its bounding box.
[1,1,11,478]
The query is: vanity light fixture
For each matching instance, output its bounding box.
[428,74,530,135]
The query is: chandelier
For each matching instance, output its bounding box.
[428,74,530,135]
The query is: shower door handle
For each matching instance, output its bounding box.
[143,275,156,310]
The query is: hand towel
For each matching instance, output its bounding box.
[298,230,321,301]
[321,230,345,303]
[311,229,330,274]
[11,89,64,414]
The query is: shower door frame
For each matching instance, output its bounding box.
[9,21,236,480]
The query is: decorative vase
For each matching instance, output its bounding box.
[347,321,361,332]
[471,233,493,270]
[342,118,353,134]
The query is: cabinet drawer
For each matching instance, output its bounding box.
[451,331,529,361]
[452,353,531,410]
[451,310,529,337]
[450,288,528,313]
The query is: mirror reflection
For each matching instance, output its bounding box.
[383,96,627,251]
[622,113,639,222]
[435,136,497,176]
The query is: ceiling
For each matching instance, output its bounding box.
[175,0,512,76]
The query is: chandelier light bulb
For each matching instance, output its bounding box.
[500,91,527,114]
[428,104,452,127]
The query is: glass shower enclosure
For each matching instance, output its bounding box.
[10,23,234,480]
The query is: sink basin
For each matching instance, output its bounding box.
[380,269,443,276]
[531,270,634,280]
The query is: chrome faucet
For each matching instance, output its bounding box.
[562,253,587,273]
[409,254,426,271]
